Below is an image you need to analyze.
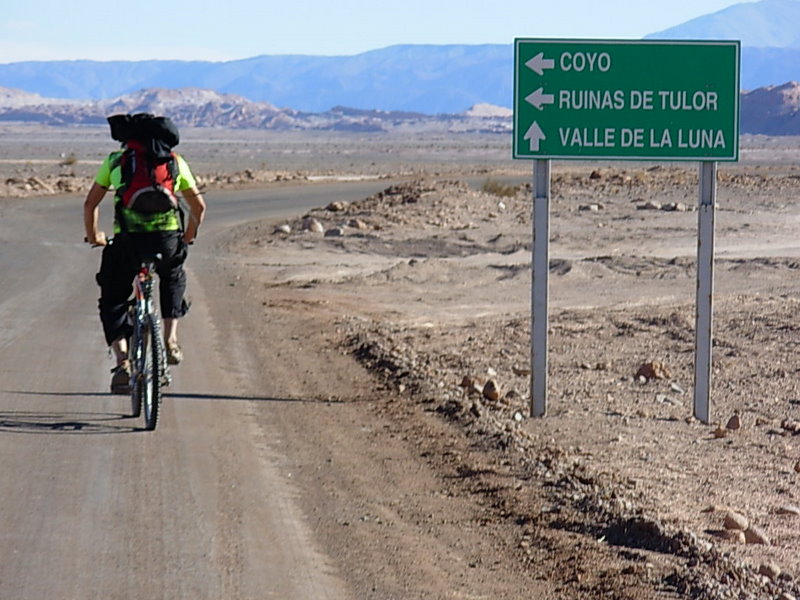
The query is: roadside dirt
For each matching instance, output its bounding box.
[6,125,800,598]
[221,163,800,599]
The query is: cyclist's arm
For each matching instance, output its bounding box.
[83,182,109,246]
[181,186,206,244]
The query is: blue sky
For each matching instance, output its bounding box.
[0,0,746,63]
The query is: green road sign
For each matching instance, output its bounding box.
[513,39,740,161]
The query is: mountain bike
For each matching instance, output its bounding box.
[129,253,171,431]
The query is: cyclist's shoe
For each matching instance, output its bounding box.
[166,342,183,365]
[110,360,131,395]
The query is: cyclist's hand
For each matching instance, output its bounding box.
[85,231,107,247]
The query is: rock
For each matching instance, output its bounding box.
[779,593,797,600]
[670,382,685,394]
[326,201,347,212]
[28,176,54,194]
[795,461,800,473]
[638,200,662,210]
[702,504,732,513]
[302,217,324,233]
[723,512,749,531]
[460,375,483,396]
[744,526,770,545]
[635,361,671,381]
[512,366,531,377]
[758,562,781,581]
[324,227,345,237]
[777,504,800,516]
[589,169,602,180]
[483,380,501,402]
[726,414,741,431]
[713,426,728,439]
[781,418,800,434]
[274,223,291,234]
[348,218,369,230]
[710,529,746,544]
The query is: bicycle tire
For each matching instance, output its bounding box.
[143,313,163,431]
[129,328,142,418]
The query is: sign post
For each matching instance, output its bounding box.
[694,162,717,423]
[532,159,550,417]
[514,39,740,421]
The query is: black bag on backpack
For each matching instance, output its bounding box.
[107,113,180,159]
[107,113,183,220]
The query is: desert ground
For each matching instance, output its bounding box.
[4,123,800,599]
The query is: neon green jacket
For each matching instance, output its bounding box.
[94,149,197,233]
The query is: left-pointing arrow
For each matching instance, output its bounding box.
[524,122,546,152]
[525,52,555,76]
[525,87,555,110]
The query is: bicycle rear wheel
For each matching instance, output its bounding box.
[134,314,163,431]
[129,330,142,418]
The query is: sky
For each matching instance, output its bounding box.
[0,0,749,63]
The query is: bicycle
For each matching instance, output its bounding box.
[129,253,171,431]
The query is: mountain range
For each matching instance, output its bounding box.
[0,0,799,131]
[0,86,515,134]
[0,82,796,136]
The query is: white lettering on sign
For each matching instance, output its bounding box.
[620,128,645,148]
[558,89,624,110]
[559,52,611,73]
[558,127,616,147]
[650,129,673,148]
[677,129,726,148]
[658,91,719,111]
[629,90,654,110]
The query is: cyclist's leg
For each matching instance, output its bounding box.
[96,237,136,363]
[154,232,189,363]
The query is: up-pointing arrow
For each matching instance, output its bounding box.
[524,122,546,152]
[525,87,555,110]
[525,52,555,76]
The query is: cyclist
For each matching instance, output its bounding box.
[83,113,206,394]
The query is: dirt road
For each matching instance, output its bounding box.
[0,185,363,597]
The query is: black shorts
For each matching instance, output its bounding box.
[95,231,189,345]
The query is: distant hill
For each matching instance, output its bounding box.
[647,0,800,47]
[740,81,800,134]
[0,87,513,134]
[0,45,512,114]
[0,83,797,136]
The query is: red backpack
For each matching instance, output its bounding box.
[117,140,179,214]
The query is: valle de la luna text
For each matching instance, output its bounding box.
[554,89,726,150]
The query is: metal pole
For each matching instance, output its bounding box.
[694,161,717,424]
[531,159,551,417]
